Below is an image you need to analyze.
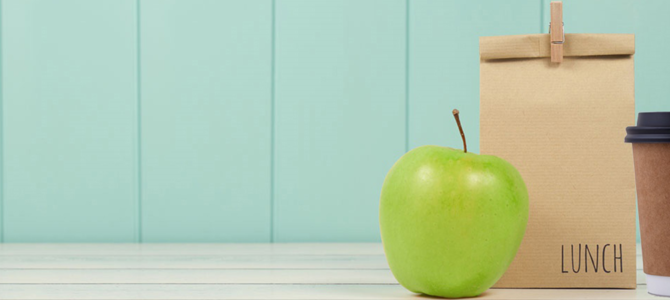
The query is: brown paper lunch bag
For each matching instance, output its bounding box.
[480,34,637,288]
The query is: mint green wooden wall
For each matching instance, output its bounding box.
[0,0,664,242]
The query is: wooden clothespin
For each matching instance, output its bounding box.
[550,1,564,63]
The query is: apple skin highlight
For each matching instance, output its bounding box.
[379,145,529,298]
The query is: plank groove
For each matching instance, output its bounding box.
[0,269,647,285]
[0,269,397,284]
[0,284,653,300]
[0,243,384,255]
[0,254,642,270]
[0,255,389,269]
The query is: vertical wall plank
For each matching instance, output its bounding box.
[633,1,670,112]
[2,0,138,242]
[141,0,272,242]
[409,0,541,153]
[274,0,406,242]
[635,0,670,242]
[0,0,4,242]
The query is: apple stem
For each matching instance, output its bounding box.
[452,109,467,153]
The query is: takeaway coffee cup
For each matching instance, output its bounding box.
[626,112,670,297]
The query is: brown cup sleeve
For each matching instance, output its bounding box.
[633,143,670,276]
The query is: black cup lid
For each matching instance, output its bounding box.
[625,112,670,143]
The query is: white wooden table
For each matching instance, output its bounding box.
[0,243,653,299]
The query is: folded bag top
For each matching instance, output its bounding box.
[480,34,635,60]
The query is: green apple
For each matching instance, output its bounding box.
[379,110,528,298]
